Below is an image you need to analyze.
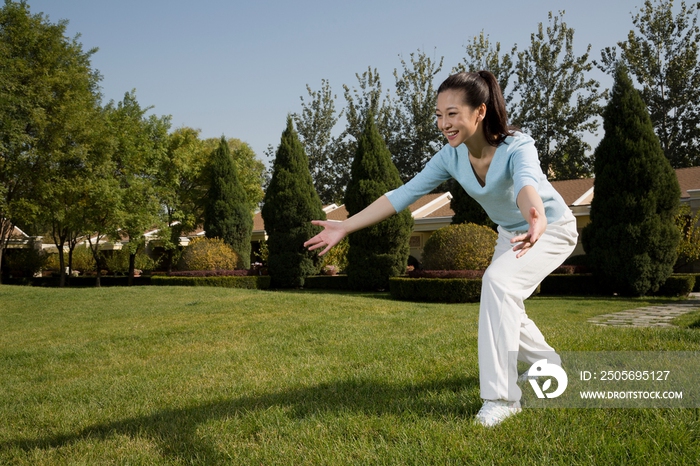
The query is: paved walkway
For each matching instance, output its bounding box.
[588,292,700,328]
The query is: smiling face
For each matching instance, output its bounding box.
[435,89,486,148]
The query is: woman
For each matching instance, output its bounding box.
[304,71,578,427]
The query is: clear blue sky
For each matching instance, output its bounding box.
[27,0,641,166]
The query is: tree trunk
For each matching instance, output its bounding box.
[128,252,136,286]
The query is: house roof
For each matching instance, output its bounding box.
[676,166,700,198]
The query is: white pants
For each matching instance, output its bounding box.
[478,210,578,401]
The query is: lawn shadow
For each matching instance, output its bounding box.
[3,375,478,463]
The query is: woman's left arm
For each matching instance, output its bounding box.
[511,185,548,258]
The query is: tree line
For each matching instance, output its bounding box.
[0,1,265,285]
[295,1,700,205]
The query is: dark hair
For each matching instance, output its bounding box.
[437,70,516,146]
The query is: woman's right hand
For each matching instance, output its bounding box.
[303,220,348,256]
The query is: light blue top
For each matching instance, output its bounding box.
[385,132,568,231]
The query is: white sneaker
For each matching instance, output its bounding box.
[474,400,522,427]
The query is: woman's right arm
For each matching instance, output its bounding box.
[303,195,396,256]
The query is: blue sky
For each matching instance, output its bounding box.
[27,0,641,165]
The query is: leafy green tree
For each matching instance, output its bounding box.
[0,0,101,285]
[293,80,344,204]
[581,65,680,296]
[204,136,253,269]
[598,0,700,168]
[104,90,171,285]
[512,11,605,180]
[344,113,413,291]
[454,30,517,107]
[155,127,209,272]
[391,50,445,183]
[261,117,325,288]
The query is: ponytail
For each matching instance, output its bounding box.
[437,70,516,146]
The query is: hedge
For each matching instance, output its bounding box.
[303,275,350,290]
[539,274,602,296]
[389,277,481,303]
[654,274,696,297]
[151,275,270,289]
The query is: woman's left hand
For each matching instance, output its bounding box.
[511,207,547,258]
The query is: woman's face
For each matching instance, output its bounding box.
[435,89,485,148]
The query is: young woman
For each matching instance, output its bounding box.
[304,71,578,427]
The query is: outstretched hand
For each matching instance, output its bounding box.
[510,207,547,258]
[304,220,348,256]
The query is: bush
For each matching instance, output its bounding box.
[167,269,252,277]
[178,237,238,271]
[303,275,350,290]
[408,269,484,279]
[104,249,159,275]
[321,237,349,273]
[421,223,497,271]
[539,274,602,296]
[151,275,270,289]
[389,277,482,303]
[655,275,696,297]
[2,248,47,277]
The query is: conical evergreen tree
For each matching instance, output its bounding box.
[581,65,680,296]
[262,117,325,288]
[345,113,413,291]
[449,179,496,230]
[204,136,253,269]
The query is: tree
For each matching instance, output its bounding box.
[155,127,210,272]
[581,65,680,296]
[344,113,413,291]
[448,180,496,230]
[512,11,605,180]
[103,90,170,284]
[599,0,700,168]
[293,80,344,204]
[390,50,445,183]
[261,117,325,288]
[203,136,253,269]
[0,0,101,285]
[202,137,265,212]
[454,31,517,107]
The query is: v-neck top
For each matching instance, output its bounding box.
[385,132,568,231]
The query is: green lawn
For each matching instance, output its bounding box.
[0,286,698,465]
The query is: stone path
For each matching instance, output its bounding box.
[588,293,700,328]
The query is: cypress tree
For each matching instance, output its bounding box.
[262,116,325,288]
[344,113,413,291]
[581,65,680,296]
[449,179,496,230]
[204,136,253,269]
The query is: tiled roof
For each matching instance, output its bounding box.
[676,166,700,198]
[550,178,595,206]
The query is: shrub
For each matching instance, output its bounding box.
[321,237,349,273]
[655,275,696,297]
[2,248,47,277]
[539,274,602,296]
[104,249,159,275]
[421,223,497,271]
[178,237,238,271]
[303,275,350,290]
[390,277,482,303]
[151,275,270,289]
[408,269,484,279]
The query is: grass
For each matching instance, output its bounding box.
[0,286,699,465]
